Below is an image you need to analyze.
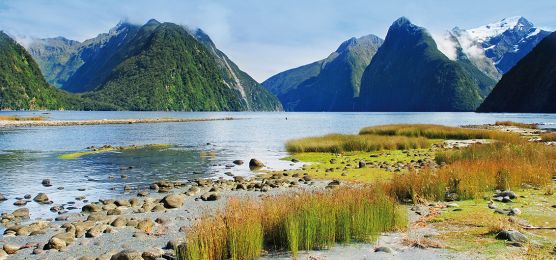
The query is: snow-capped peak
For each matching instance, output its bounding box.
[466,16,533,43]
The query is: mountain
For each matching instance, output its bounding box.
[0,31,116,110]
[187,28,282,111]
[358,17,491,112]
[262,35,383,111]
[477,32,556,113]
[27,20,282,111]
[444,17,551,76]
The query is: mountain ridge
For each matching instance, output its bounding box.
[262,34,383,111]
[358,17,489,112]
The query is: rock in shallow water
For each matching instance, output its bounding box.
[33,193,49,203]
[249,158,264,169]
[41,179,52,187]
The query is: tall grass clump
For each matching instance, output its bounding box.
[495,121,538,129]
[541,132,556,142]
[285,134,430,153]
[388,142,556,202]
[359,124,510,140]
[178,187,407,259]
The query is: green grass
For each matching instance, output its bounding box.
[286,133,432,153]
[178,187,407,259]
[58,144,172,160]
[281,149,434,183]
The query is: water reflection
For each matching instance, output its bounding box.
[1,111,556,218]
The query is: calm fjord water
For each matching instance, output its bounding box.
[1,111,556,218]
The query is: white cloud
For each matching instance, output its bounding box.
[432,32,458,60]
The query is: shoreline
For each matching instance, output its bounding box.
[0,117,239,128]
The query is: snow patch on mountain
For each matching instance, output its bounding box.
[466,16,528,43]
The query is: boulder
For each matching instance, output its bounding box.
[495,191,517,199]
[3,244,19,254]
[249,159,264,169]
[137,219,155,233]
[509,208,522,216]
[12,208,30,219]
[82,204,102,213]
[47,237,67,250]
[111,250,143,260]
[358,160,366,168]
[161,193,184,209]
[495,230,528,243]
[41,179,52,187]
[115,199,131,207]
[142,248,164,260]
[233,160,244,165]
[200,192,220,201]
[13,200,27,206]
[374,246,393,253]
[0,193,7,201]
[111,217,128,227]
[33,193,49,203]
[86,224,107,238]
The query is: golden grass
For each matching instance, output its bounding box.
[285,134,431,153]
[540,132,556,142]
[495,121,538,129]
[387,142,556,201]
[0,115,45,121]
[359,124,517,141]
[179,187,407,259]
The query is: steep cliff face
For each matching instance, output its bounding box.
[478,32,556,113]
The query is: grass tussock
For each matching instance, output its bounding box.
[359,124,514,140]
[541,132,556,142]
[179,187,407,259]
[388,142,556,201]
[286,134,431,153]
[495,121,538,129]
[0,115,45,121]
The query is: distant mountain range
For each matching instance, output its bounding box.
[436,16,551,79]
[27,19,282,111]
[358,17,494,112]
[0,31,115,110]
[478,31,556,113]
[262,35,383,111]
[1,16,553,112]
[263,16,551,112]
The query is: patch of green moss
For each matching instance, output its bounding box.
[58,144,172,160]
[281,149,434,183]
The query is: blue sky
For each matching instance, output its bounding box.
[0,0,554,81]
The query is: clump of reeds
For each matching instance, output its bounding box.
[388,142,556,202]
[359,124,507,140]
[495,121,538,129]
[285,134,431,153]
[0,115,45,121]
[540,132,556,142]
[178,187,407,259]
